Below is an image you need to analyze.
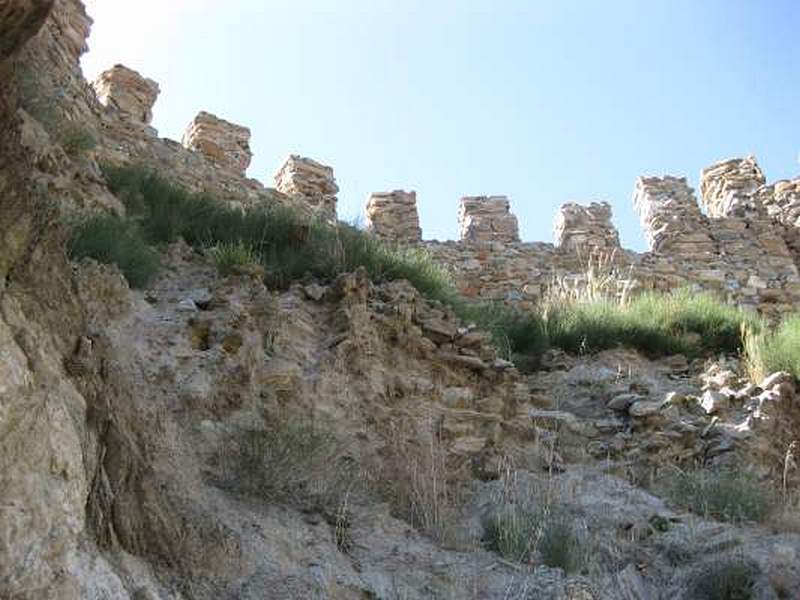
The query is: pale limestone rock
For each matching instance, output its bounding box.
[554,201,620,255]
[182,111,252,175]
[93,64,159,125]
[701,389,729,414]
[458,195,520,244]
[274,155,338,220]
[365,190,422,242]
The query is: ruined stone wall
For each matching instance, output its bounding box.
[420,163,800,318]
[26,0,800,318]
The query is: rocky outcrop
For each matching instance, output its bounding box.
[458,195,520,244]
[554,201,620,256]
[365,190,422,242]
[0,0,55,60]
[93,64,159,125]
[182,111,252,175]
[275,154,338,220]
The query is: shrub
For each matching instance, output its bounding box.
[537,514,584,572]
[686,557,759,600]
[57,122,97,157]
[210,241,260,276]
[484,508,584,571]
[484,508,541,563]
[214,410,351,509]
[373,418,467,546]
[15,63,96,157]
[744,316,800,381]
[68,215,159,288]
[668,469,773,524]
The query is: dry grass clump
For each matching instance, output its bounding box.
[211,408,359,547]
[482,458,586,572]
[372,414,469,547]
[685,556,760,600]
[666,468,774,524]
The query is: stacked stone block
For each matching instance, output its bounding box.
[458,196,520,244]
[365,190,422,242]
[700,156,766,218]
[275,155,338,221]
[553,201,620,256]
[182,111,252,176]
[93,64,160,125]
[633,176,717,256]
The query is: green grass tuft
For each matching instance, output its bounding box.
[744,315,800,381]
[68,215,159,288]
[100,165,459,300]
[484,507,585,571]
[668,469,773,524]
[543,290,759,358]
[210,241,261,277]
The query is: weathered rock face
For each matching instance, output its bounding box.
[182,111,252,175]
[365,190,422,242]
[275,154,338,220]
[700,155,766,218]
[0,0,55,60]
[92,64,159,125]
[633,175,717,256]
[554,201,620,255]
[458,195,520,244]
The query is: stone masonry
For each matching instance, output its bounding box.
[633,176,717,257]
[365,190,422,242]
[458,196,520,244]
[700,156,766,218]
[553,201,620,256]
[92,64,159,125]
[182,111,252,176]
[275,155,338,221]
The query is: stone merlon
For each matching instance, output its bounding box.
[554,201,620,255]
[700,155,766,218]
[182,111,252,176]
[458,196,520,244]
[633,175,716,256]
[274,155,338,221]
[93,64,160,125]
[366,190,422,243]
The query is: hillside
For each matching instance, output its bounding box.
[1,2,799,599]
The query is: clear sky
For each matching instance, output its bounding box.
[81,0,800,250]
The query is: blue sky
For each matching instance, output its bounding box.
[81,0,800,250]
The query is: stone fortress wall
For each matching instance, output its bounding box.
[88,64,800,317]
[26,0,800,318]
